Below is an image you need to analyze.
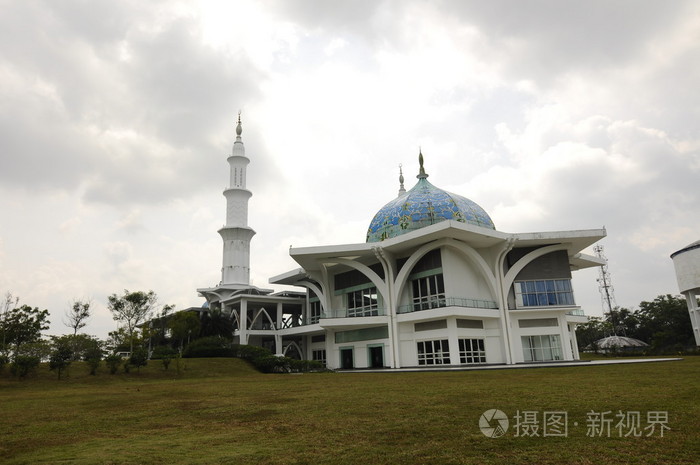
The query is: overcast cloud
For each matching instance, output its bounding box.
[1,0,698,337]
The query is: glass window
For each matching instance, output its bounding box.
[521,335,562,362]
[312,349,326,366]
[458,338,486,364]
[515,279,575,307]
[411,273,446,311]
[346,287,379,317]
[416,339,450,365]
[309,299,322,324]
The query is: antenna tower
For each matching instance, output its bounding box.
[594,244,620,335]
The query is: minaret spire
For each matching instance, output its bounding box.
[417,147,428,179]
[398,164,406,196]
[218,112,256,286]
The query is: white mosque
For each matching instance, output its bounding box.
[198,116,606,369]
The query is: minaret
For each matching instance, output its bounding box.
[218,113,256,285]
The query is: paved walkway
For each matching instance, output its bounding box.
[339,357,684,373]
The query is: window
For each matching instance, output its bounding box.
[417,339,450,365]
[459,338,486,364]
[518,318,558,328]
[414,319,448,332]
[412,273,445,311]
[515,279,574,307]
[312,349,326,366]
[335,326,389,344]
[309,298,322,324]
[346,287,379,317]
[522,335,562,362]
[457,319,484,329]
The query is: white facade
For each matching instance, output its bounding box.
[671,241,700,346]
[270,222,604,368]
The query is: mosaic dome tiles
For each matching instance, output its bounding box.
[366,177,495,243]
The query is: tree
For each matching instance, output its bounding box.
[11,340,50,378]
[129,347,148,372]
[1,304,50,357]
[107,290,157,354]
[49,336,74,379]
[106,328,129,354]
[147,304,175,348]
[105,354,122,375]
[1,292,19,356]
[83,338,104,375]
[200,310,234,340]
[604,306,640,338]
[575,317,606,351]
[151,345,177,370]
[64,299,91,335]
[635,295,694,351]
[168,311,201,351]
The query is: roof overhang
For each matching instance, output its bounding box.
[270,221,607,283]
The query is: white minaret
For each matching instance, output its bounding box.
[218,113,256,285]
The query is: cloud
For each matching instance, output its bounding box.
[0,0,264,207]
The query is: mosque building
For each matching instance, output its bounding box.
[199,116,606,369]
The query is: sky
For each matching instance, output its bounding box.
[1,0,698,339]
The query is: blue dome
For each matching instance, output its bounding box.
[366,177,495,243]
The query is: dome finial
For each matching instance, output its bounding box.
[398,163,406,196]
[417,147,428,179]
[236,110,242,137]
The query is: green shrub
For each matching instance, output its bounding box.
[84,345,103,375]
[289,359,325,373]
[253,354,290,373]
[49,342,73,379]
[231,345,327,373]
[182,336,234,358]
[10,355,40,378]
[0,355,8,373]
[151,345,178,370]
[105,354,122,374]
[129,347,148,372]
[233,344,273,362]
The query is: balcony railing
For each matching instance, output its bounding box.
[566,308,586,316]
[321,308,386,319]
[397,297,498,314]
[248,315,321,330]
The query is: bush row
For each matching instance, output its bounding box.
[174,337,326,373]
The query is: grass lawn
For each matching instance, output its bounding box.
[0,356,698,465]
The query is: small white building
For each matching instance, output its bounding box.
[671,240,700,346]
[200,117,606,369]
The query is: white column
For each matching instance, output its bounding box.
[276,302,283,330]
[559,315,573,361]
[570,324,581,360]
[239,300,248,345]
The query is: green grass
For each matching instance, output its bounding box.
[1,357,698,465]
